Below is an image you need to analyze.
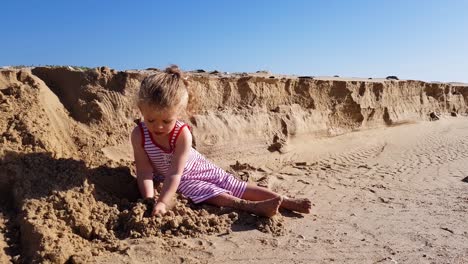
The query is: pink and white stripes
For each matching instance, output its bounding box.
[139,120,246,203]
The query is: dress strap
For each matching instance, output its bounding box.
[170,120,189,149]
[138,122,151,148]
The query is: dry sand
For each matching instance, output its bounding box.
[0,67,467,263]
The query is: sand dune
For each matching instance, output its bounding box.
[0,67,467,263]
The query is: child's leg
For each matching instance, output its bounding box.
[241,183,279,200]
[242,183,312,214]
[204,192,282,217]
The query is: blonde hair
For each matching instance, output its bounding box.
[138,65,189,111]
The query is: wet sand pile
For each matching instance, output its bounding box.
[1,151,253,263]
[1,67,467,263]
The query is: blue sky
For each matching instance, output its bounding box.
[2,0,467,82]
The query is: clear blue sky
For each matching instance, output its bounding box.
[2,0,467,82]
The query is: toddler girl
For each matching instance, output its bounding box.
[131,65,311,217]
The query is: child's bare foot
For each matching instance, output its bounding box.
[281,197,312,214]
[241,196,283,217]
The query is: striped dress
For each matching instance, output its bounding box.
[138,120,247,203]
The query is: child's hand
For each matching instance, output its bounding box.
[152,201,167,216]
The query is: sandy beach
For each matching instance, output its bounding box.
[0,67,467,263]
[92,117,468,264]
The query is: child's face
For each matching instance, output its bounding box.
[139,105,179,137]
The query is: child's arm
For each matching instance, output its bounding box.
[153,126,192,215]
[131,126,155,199]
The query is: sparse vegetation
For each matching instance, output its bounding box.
[386,75,399,80]
[10,65,30,69]
[73,66,93,71]
[8,65,93,71]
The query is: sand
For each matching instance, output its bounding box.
[0,67,467,263]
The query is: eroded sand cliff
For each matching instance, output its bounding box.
[1,67,467,263]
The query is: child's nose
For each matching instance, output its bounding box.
[152,124,163,131]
